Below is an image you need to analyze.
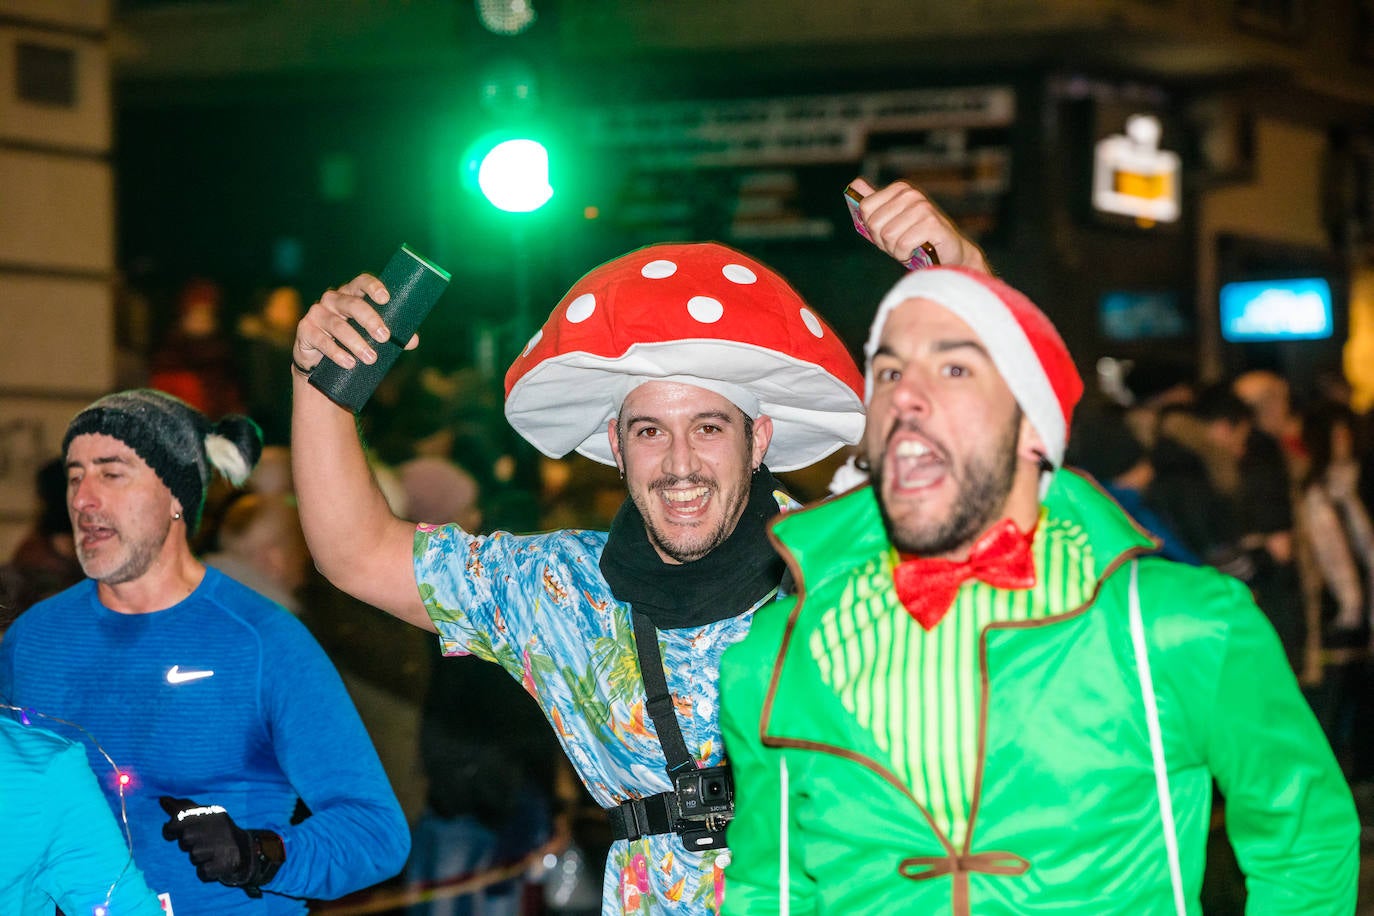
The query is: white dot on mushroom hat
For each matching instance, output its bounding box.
[687,296,724,323]
[641,259,678,279]
[565,293,596,323]
[722,264,757,284]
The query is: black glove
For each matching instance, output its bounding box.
[159,796,285,897]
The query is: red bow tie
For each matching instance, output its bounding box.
[892,519,1036,630]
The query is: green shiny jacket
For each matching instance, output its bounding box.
[720,470,1358,915]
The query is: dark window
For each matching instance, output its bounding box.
[16,42,77,108]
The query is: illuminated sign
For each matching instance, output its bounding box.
[1219,277,1333,342]
[1092,114,1180,225]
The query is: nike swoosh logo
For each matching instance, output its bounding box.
[166,665,215,685]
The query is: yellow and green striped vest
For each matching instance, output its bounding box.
[809,509,1099,844]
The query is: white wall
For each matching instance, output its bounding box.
[0,0,112,558]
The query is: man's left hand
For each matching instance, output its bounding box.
[848,177,991,275]
[160,796,284,895]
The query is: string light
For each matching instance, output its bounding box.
[4,702,135,913]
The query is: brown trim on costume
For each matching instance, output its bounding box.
[899,851,1032,916]
[759,492,1038,914]
[1068,465,1166,554]
[758,511,806,745]
[762,493,957,857]
[962,541,1156,858]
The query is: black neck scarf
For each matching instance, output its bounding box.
[600,466,787,630]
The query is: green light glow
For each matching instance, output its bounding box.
[477,139,553,213]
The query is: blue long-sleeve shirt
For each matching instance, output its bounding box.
[0,716,163,916]
[0,568,410,914]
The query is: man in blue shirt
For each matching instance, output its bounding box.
[0,389,409,915]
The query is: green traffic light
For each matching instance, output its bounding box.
[478,138,553,213]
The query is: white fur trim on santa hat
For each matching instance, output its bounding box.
[864,270,1068,469]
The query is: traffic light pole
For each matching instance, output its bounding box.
[511,221,532,348]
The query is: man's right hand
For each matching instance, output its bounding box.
[292,274,419,377]
[289,273,438,632]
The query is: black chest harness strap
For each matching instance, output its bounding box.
[607,612,730,849]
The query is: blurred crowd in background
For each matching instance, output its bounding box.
[1066,356,1374,910]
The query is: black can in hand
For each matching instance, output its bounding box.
[308,244,451,412]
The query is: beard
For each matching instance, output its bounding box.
[633,470,751,564]
[75,513,170,585]
[873,408,1021,557]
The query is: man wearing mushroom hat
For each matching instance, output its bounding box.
[288,185,982,916]
[716,268,1359,914]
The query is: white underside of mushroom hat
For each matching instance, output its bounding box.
[505,339,865,473]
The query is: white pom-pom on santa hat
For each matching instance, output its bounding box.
[826,454,870,496]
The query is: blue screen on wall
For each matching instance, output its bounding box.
[1099,290,1188,341]
[1219,277,1333,342]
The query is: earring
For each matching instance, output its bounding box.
[172,511,182,521]
[854,456,870,472]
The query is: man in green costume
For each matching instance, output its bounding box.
[719,266,1359,914]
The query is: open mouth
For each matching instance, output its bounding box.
[78,522,115,551]
[658,485,711,516]
[887,437,947,491]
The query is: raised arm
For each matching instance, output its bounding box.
[290,273,432,630]
[848,177,991,275]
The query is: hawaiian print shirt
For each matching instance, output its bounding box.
[414,519,782,915]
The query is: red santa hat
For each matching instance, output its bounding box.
[864,267,1083,471]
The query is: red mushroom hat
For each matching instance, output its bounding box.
[504,242,865,472]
